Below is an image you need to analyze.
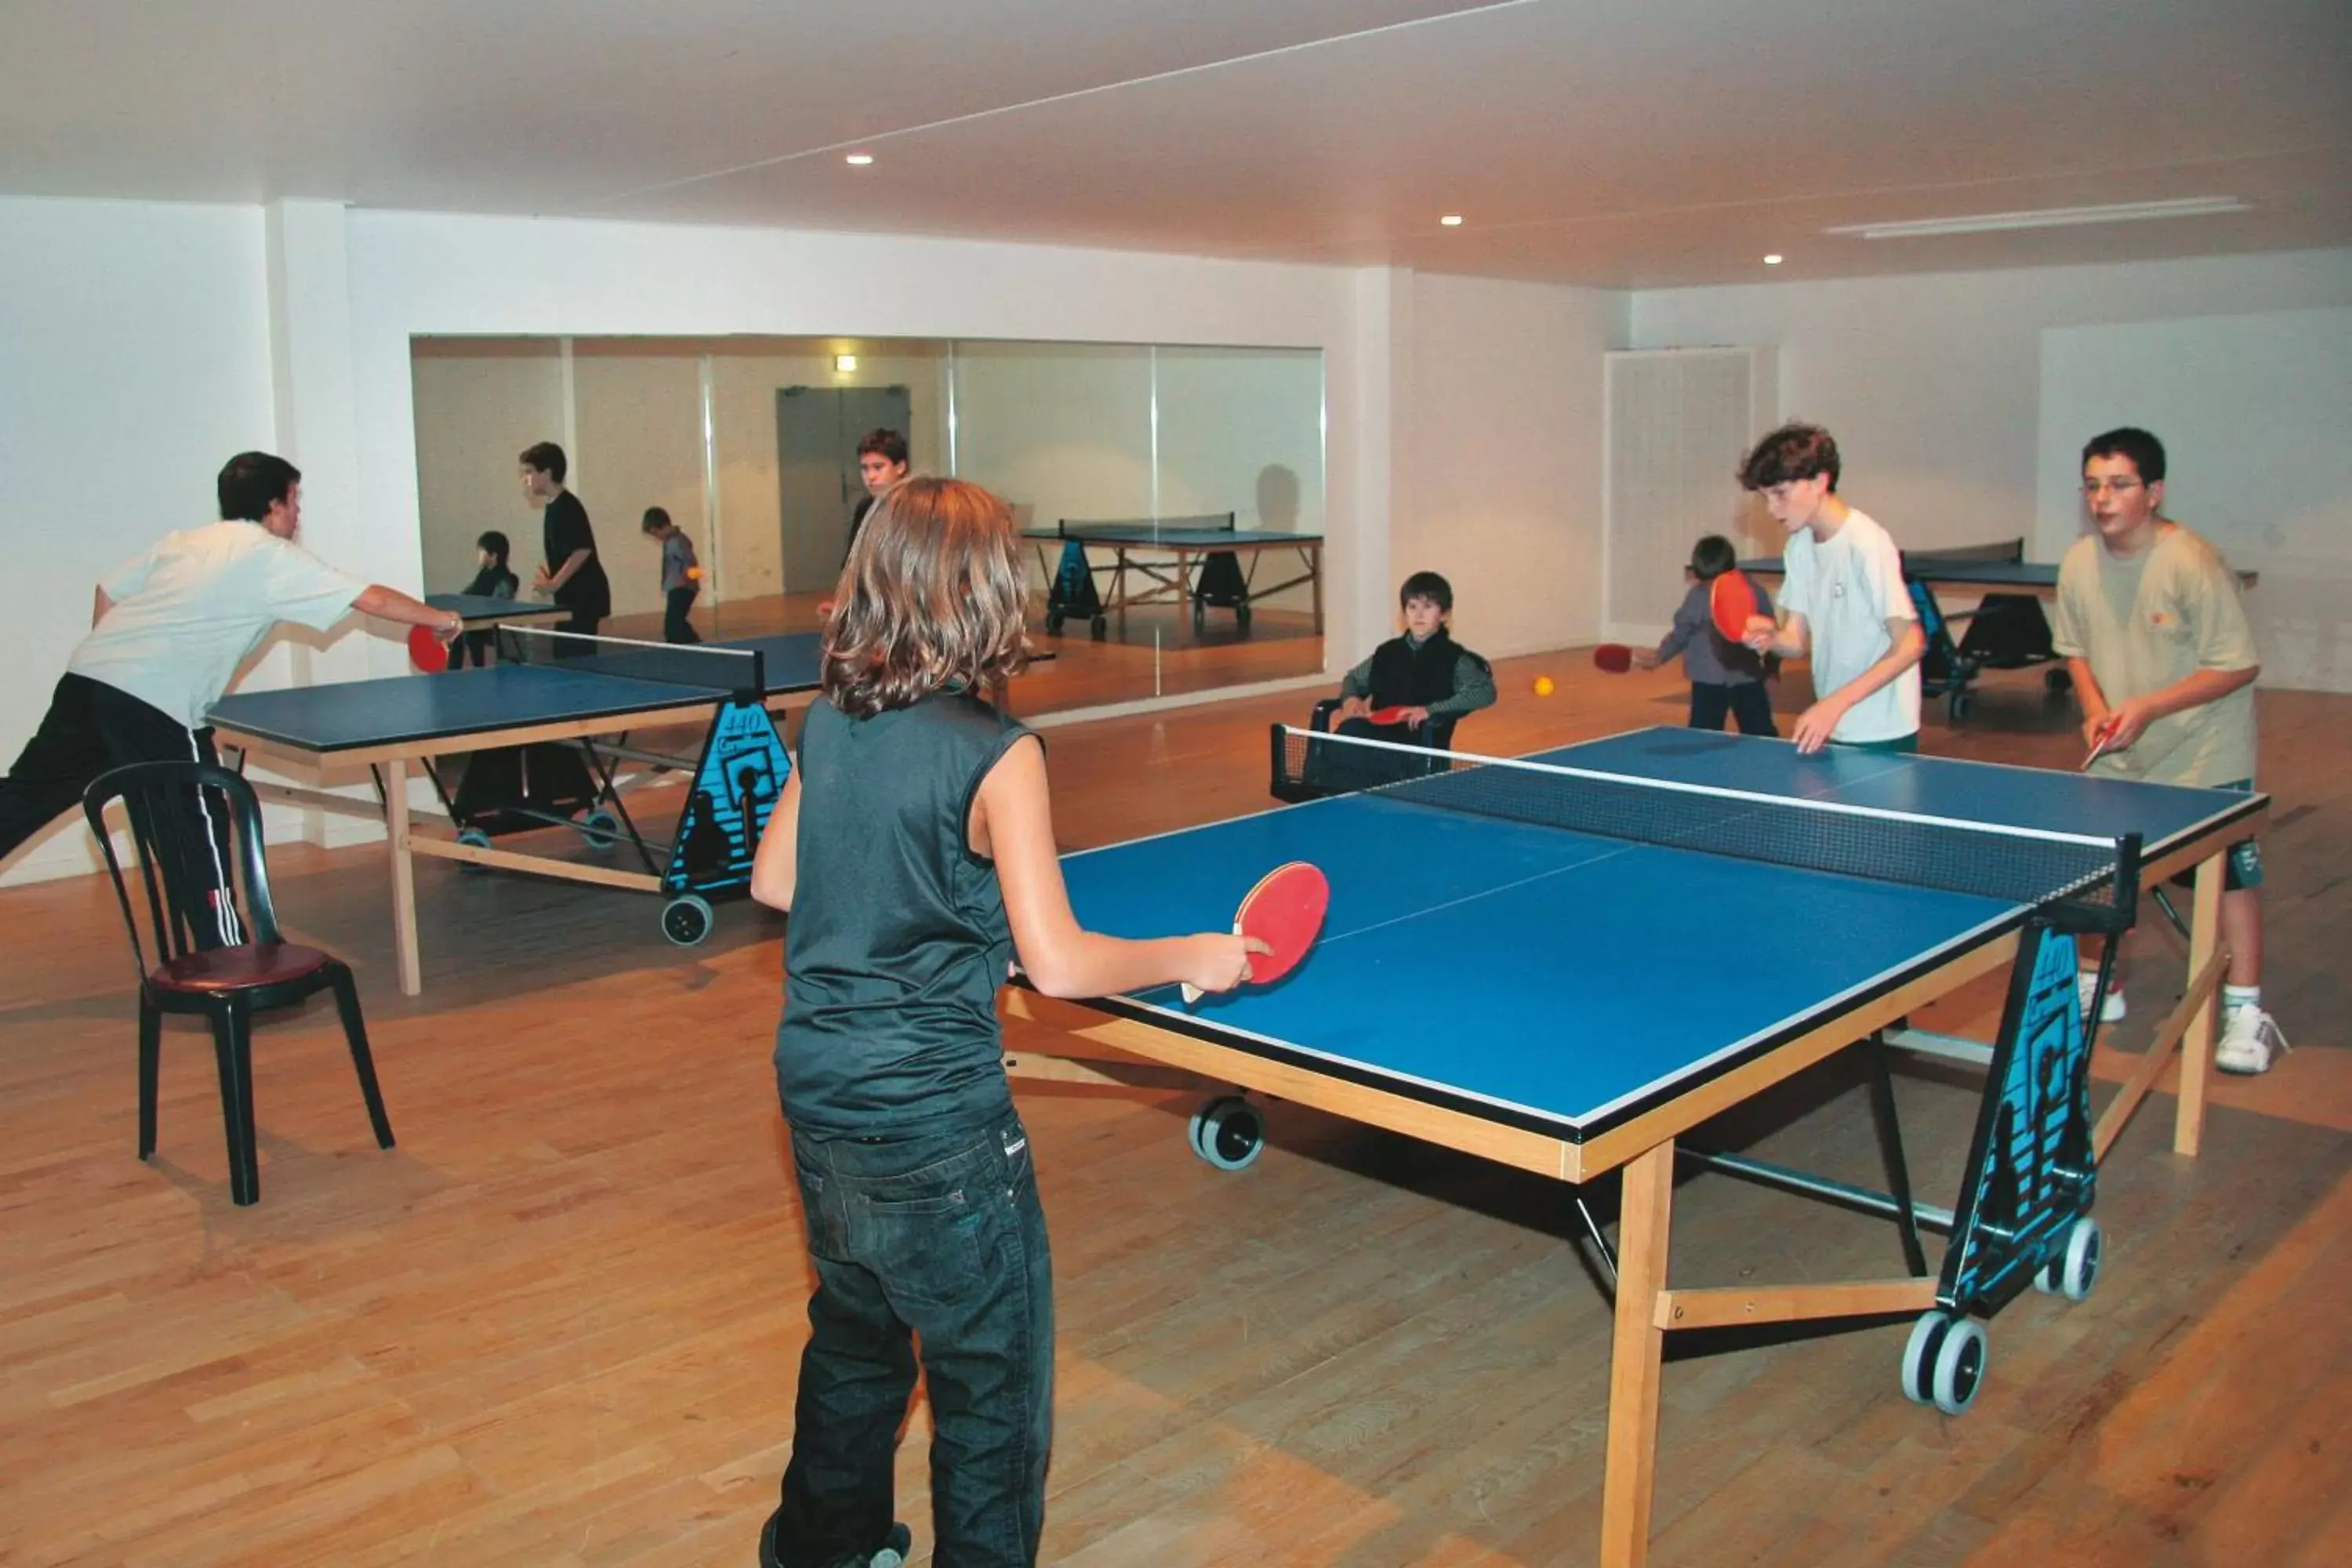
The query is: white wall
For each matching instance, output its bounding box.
[1151,345,1326,539]
[342,211,1382,673]
[0,198,281,884]
[710,343,950,601]
[1404,272,1628,662]
[1632,248,2352,690]
[411,342,565,597]
[2038,307,2352,694]
[953,343,1156,528]
[573,347,706,619]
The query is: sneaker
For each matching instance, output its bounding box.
[870,1525,912,1568]
[760,1513,912,1568]
[2077,971,2125,1025]
[2216,1005,2289,1075]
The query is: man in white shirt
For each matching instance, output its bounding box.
[1737,423,1925,754]
[0,452,461,935]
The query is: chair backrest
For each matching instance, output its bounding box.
[82,760,282,982]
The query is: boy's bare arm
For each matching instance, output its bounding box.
[980,738,1257,999]
[750,770,803,909]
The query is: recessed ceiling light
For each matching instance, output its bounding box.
[1439,215,1464,227]
[844,153,875,166]
[1824,196,2246,240]
[835,354,858,372]
[1763,253,1784,265]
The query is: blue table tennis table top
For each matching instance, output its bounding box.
[425,591,571,624]
[209,632,828,753]
[1019,524,1325,548]
[1054,727,2261,1143]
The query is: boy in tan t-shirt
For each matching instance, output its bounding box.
[2053,426,2285,1073]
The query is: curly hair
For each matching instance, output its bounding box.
[1738,423,1841,492]
[821,477,1030,718]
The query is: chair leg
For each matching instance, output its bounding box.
[207,1000,261,1206]
[137,992,162,1161]
[328,965,396,1150]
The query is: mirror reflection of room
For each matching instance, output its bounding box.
[408,335,1325,714]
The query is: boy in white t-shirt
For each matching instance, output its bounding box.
[1737,423,1925,754]
[0,452,459,935]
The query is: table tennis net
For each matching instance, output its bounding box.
[1272,726,2138,928]
[502,627,764,694]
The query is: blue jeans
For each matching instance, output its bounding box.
[774,1112,1053,1568]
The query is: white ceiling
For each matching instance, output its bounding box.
[3,0,2346,288]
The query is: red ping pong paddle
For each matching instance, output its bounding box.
[1181,861,1329,1005]
[1366,705,1411,725]
[816,598,836,619]
[408,623,451,673]
[1593,643,1633,674]
[1710,570,1762,644]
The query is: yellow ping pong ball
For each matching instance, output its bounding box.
[1534,676,1555,697]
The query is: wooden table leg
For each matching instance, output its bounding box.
[1600,1138,1675,1568]
[386,757,422,996]
[1309,545,1324,634]
[2176,852,2225,1156]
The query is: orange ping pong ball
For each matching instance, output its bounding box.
[1534,675,1555,697]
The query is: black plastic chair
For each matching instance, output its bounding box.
[1308,697,1461,754]
[82,760,394,1206]
[1271,699,1465,802]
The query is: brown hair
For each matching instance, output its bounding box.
[822,477,1029,717]
[1737,422,1841,492]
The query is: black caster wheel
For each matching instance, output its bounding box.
[1187,1096,1264,1171]
[578,808,622,851]
[2033,1216,2103,1302]
[1947,691,1974,724]
[660,894,713,946]
[1192,601,1207,635]
[1236,604,1252,633]
[1900,1310,1987,1416]
[456,826,492,874]
[2045,667,2073,692]
[1045,610,1065,636]
[1090,615,1107,641]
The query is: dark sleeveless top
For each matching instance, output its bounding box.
[773,691,1031,1138]
[1368,627,1469,707]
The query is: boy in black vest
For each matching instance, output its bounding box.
[1331,571,1495,744]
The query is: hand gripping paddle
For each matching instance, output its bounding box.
[1365,706,1410,725]
[408,623,452,673]
[1709,569,1762,644]
[1181,861,1330,1005]
[2082,716,2122,771]
[1592,643,1633,673]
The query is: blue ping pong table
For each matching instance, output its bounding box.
[423,591,572,631]
[1007,724,2263,1566]
[210,632,833,996]
[1022,514,1325,638]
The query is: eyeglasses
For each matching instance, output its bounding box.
[2081,477,2143,497]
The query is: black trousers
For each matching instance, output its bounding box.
[448,629,496,669]
[1,673,240,944]
[663,586,702,644]
[553,608,602,657]
[1690,681,1777,737]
